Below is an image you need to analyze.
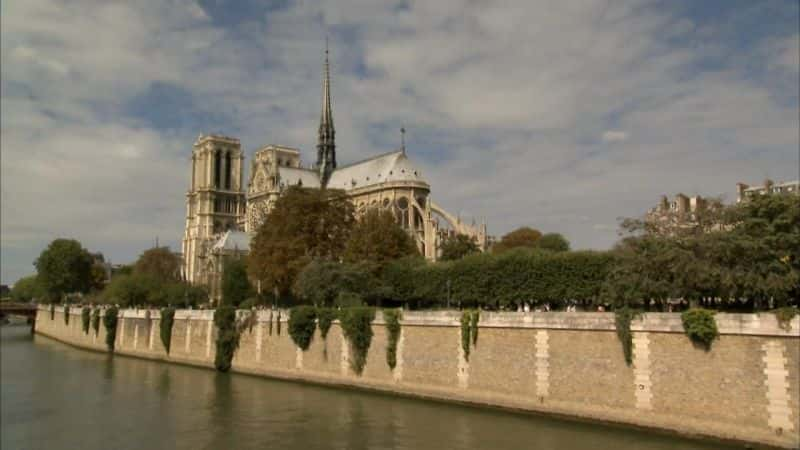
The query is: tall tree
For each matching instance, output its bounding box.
[492,227,542,253]
[221,258,252,307]
[10,275,46,302]
[537,233,570,252]
[439,233,480,261]
[35,239,93,301]
[134,247,181,282]
[248,187,355,298]
[343,209,418,268]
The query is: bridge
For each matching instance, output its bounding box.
[0,302,38,323]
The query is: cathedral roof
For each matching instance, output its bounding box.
[327,151,427,190]
[278,167,322,188]
[212,230,250,252]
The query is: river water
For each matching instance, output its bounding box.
[1,326,742,450]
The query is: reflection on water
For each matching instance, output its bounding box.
[1,326,740,450]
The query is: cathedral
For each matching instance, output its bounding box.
[181,48,488,302]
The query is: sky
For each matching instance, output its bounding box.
[1,0,799,285]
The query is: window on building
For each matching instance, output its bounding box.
[214,151,221,188]
[225,152,232,190]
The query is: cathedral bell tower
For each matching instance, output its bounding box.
[316,42,336,187]
[182,134,245,283]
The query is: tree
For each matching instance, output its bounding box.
[103,273,156,307]
[249,187,356,298]
[439,233,480,261]
[35,239,94,301]
[221,258,252,307]
[537,233,570,252]
[492,227,542,253]
[10,275,46,302]
[293,260,383,306]
[343,209,418,268]
[134,247,181,282]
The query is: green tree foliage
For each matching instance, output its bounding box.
[492,227,542,253]
[289,306,317,351]
[10,275,45,302]
[35,239,94,301]
[214,306,239,372]
[133,247,181,282]
[339,307,375,374]
[439,234,480,261]
[537,233,570,252]
[103,274,205,308]
[249,187,356,299]
[383,309,402,369]
[103,306,118,352]
[294,260,383,306]
[605,193,799,310]
[160,307,176,354]
[335,291,364,307]
[222,258,252,307]
[343,209,418,269]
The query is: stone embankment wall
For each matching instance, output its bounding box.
[35,306,800,448]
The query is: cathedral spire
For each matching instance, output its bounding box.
[317,37,336,186]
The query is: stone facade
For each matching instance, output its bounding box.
[36,307,800,448]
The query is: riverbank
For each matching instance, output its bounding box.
[35,306,800,449]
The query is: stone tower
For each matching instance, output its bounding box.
[182,134,246,283]
[316,43,336,187]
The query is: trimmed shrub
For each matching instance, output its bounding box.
[460,311,471,361]
[773,307,798,331]
[103,306,118,352]
[614,307,639,366]
[214,306,239,372]
[384,309,402,369]
[160,307,176,354]
[81,306,91,334]
[289,306,317,351]
[239,298,258,310]
[339,307,375,374]
[317,308,337,340]
[50,304,55,321]
[470,309,480,346]
[64,305,70,326]
[681,308,718,350]
[276,311,281,336]
[91,308,101,334]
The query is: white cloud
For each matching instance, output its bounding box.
[602,131,629,143]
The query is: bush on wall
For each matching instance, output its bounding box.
[383,309,402,370]
[64,305,70,326]
[103,306,118,352]
[317,308,336,340]
[339,307,375,374]
[214,306,239,372]
[460,310,480,361]
[160,307,176,354]
[50,304,55,321]
[91,307,101,335]
[681,308,718,350]
[772,306,798,331]
[289,306,317,351]
[614,307,639,366]
[81,306,91,334]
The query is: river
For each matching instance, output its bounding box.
[1,326,743,450]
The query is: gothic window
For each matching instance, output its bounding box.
[382,198,390,208]
[225,152,232,190]
[214,151,222,188]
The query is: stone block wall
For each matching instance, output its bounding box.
[34,306,800,448]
